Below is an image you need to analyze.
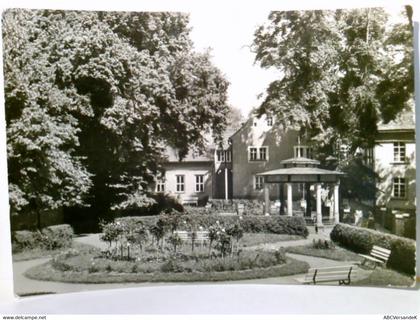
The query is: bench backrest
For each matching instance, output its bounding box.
[195,231,209,241]
[173,230,209,242]
[370,246,391,262]
[174,231,190,241]
[305,265,357,283]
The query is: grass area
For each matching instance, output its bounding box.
[352,268,415,287]
[285,244,363,261]
[241,233,303,247]
[24,257,309,283]
[13,242,96,262]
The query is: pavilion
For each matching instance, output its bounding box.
[256,156,344,227]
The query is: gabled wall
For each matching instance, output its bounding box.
[230,115,299,199]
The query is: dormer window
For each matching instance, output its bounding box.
[216,149,231,162]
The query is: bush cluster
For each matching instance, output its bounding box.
[330,223,415,275]
[115,214,308,237]
[12,224,74,253]
[312,239,335,250]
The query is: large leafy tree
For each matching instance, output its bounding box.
[3,10,229,224]
[252,7,413,154]
[252,7,413,202]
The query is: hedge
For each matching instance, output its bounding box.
[41,224,74,250]
[12,224,74,253]
[116,214,309,237]
[330,223,415,275]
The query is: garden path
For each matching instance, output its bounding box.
[13,228,370,296]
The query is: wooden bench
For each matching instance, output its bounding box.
[303,265,358,285]
[181,197,199,206]
[359,245,391,269]
[174,230,209,245]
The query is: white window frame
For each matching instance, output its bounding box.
[393,177,406,199]
[176,175,185,193]
[249,147,258,161]
[216,149,231,163]
[195,175,204,193]
[254,176,264,190]
[259,147,267,161]
[155,179,165,193]
[248,146,269,162]
[393,142,406,163]
[266,116,273,126]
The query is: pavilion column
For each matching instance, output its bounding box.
[264,182,270,215]
[329,189,334,221]
[316,183,323,227]
[334,182,340,224]
[286,183,293,216]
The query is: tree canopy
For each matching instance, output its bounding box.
[252,7,413,154]
[3,9,229,221]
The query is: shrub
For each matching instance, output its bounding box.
[330,223,415,275]
[160,258,185,273]
[12,230,44,252]
[12,224,73,252]
[41,224,74,250]
[116,214,308,237]
[312,239,335,250]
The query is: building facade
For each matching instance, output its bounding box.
[230,114,304,200]
[156,147,214,206]
[374,108,416,214]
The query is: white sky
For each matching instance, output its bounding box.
[189,8,279,117]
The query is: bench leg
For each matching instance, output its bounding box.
[339,279,351,285]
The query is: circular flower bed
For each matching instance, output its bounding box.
[25,245,309,283]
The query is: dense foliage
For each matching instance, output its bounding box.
[3,10,229,223]
[330,223,415,275]
[116,213,309,237]
[252,7,413,154]
[12,224,74,253]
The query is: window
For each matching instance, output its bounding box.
[216,150,225,162]
[176,175,185,193]
[195,175,204,192]
[254,176,264,190]
[249,147,258,161]
[156,179,165,193]
[364,148,374,166]
[266,116,273,126]
[259,147,267,160]
[393,177,406,198]
[249,147,268,161]
[393,142,406,162]
[216,150,231,162]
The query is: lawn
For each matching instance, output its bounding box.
[352,268,415,287]
[285,244,363,261]
[241,233,303,247]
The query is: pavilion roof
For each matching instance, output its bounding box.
[256,167,344,176]
[280,157,320,166]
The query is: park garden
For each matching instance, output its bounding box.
[11,205,416,291]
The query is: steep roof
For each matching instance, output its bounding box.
[377,105,415,132]
[164,146,213,162]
